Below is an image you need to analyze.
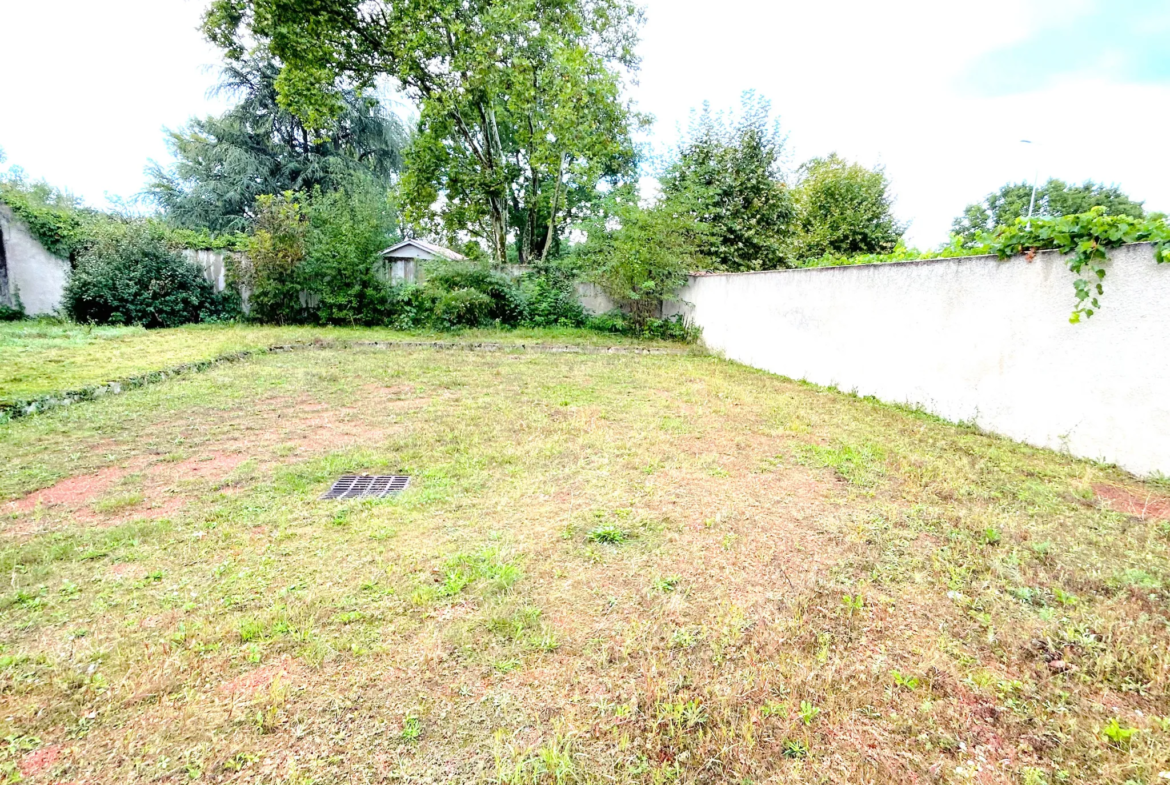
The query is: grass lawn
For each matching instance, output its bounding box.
[1,327,1169,783]
[0,321,668,407]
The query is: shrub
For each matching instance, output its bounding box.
[422,262,526,325]
[518,269,586,328]
[233,193,311,324]
[305,177,398,326]
[0,289,24,321]
[63,223,227,327]
[587,310,697,342]
[430,288,493,328]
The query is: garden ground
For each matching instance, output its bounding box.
[1,325,1169,784]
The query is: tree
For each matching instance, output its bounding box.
[146,56,408,233]
[577,186,703,326]
[789,154,904,260]
[952,179,1145,243]
[660,92,794,272]
[202,0,645,263]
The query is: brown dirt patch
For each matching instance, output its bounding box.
[1094,483,1170,521]
[20,744,62,777]
[9,465,132,513]
[220,657,304,697]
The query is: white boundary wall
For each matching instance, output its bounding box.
[665,243,1170,477]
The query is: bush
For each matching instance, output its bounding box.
[432,288,496,328]
[518,269,586,328]
[63,223,228,327]
[422,262,527,325]
[0,287,24,322]
[587,310,698,342]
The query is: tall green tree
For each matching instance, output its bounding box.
[660,92,794,272]
[146,56,408,233]
[202,0,645,263]
[789,154,904,260]
[952,179,1145,243]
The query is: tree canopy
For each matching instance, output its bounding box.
[202,0,646,262]
[952,179,1146,243]
[788,154,904,260]
[660,92,793,272]
[146,56,408,233]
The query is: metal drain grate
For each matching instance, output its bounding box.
[321,475,410,500]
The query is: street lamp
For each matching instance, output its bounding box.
[1021,139,1039,225]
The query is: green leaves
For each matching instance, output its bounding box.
[987,207,1170,322]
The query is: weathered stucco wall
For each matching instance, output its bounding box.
[665,243,1170,477]
[0,206,70,315]
[181,249,229,292]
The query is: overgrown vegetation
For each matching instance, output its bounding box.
[63,222,233,327]
[953,178,1147,243]
[1,334,1168,782]
[801,209,1170,322]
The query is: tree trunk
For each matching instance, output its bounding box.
[540,153,567,265]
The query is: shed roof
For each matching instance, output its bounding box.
[380,238,467,261]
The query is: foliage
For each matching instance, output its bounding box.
[304,176,399,326]
[421,263,528,327]
[146,55,407,233]
[660,92,794,272]
[235,177,398,326]
[788,154,905,260]
[202,0,645,262]
[0,172,92,260]
[953,179,1145,244]
[987,208,1170,322]
[799,236,976,269]
[586,311,697,342]
[518,269,587,328]
[0,290,23,322]
[63,223,230,327]
[235,193,311,325]
[576,187,702,327]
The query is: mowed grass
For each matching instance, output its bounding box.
[0,321,666,405]
[1,334,1170,783]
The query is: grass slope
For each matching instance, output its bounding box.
[0,334,1168,783]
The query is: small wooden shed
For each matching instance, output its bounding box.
[380,239,466,284]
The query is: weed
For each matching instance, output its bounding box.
[652,576,681,593]
[891,670,920,691]
[1102,718,1136,748]
[401,715,421,743]
[796,442,885,486]
[781,739,809,759]
[586,524,628,544]
[798,700,820,725]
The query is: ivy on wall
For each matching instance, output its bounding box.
[0,179,247,260]
[987,208,1170,322]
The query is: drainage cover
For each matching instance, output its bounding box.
[321,475,410,500]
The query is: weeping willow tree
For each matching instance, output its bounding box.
[146,56,409,233]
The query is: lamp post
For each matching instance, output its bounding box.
[1021,139,1039,226]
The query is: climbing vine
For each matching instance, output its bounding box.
[986,208,1170,322]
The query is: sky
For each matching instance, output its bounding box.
[1,0,1167,246]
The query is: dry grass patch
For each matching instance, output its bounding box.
[0,339,1167,783]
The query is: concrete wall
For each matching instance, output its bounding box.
[665,243,1170,477]
[181,249,229,292]
[0,206,70,315]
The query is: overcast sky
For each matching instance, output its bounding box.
[1,0,1167,246]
